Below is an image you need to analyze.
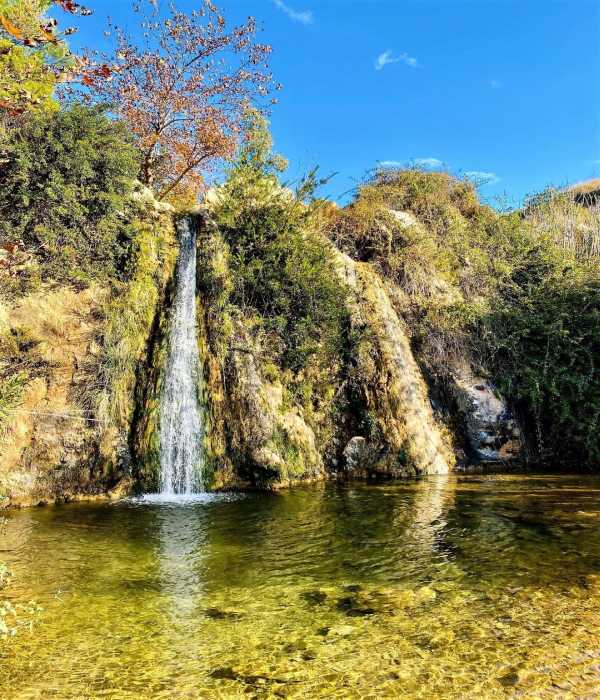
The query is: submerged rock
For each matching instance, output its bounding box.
[204,607,244,620]
[327,624,356,637]
[336,595,376,617]
[299,590,328,605]
[209,666,293,687]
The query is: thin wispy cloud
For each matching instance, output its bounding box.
[489,79,502,89]
[378,160,499,186]
[272,0,313,25]
[414,157,444,169]
[375,50,419,71]
[465,171,500,185]
[380,157,444,170]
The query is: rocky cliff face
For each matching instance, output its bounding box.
[330,198,524,470]
[448,364,522,464]
[193,211,454,488]
[0,200,177,506]
[194,215,326,489]
[0,285,114,505]
[219,321,323,486]
[0,203,525,505]
[332,250,454,477]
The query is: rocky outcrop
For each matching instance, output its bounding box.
[379,208,523,467]
[449,365,522,463]
[333,250,455,477]
[212,320,324,488]
[0,198,177,505]
[195,212,327,489]
[0,285,118,505]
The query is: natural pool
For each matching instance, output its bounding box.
[1,474,600,699]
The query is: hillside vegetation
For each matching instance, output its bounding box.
[331,169,599,467]
[0,0,598,505]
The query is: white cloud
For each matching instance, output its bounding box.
[375,50,419,71]
[465,171,500,185]
[414,157,444,169]
[379,160,499,184]
[489,79,502,89]
[272,0,313,24]
[380,157,444,170]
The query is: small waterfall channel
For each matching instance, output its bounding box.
[159,217,204,495]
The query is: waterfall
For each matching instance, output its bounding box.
[159,217,204,495]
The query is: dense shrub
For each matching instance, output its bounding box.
[210,113,348,376]
[0,105,139,281]
[482,257,600,466]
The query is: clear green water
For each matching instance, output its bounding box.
[2,474,600,699]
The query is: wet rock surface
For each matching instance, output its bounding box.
[332,248,455,476]
[451,365,522,463]
[222,321,324,486]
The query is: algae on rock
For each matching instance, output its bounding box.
[0,202,177,505]
[332,249,455,476]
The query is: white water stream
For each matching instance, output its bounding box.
[159,218,204,495]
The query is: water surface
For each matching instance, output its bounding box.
[2,474,600,698]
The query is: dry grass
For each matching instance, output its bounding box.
[527,190,600,262]
[570,177,600,198]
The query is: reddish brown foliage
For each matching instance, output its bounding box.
[0,16,25,41]
[55,0,92,14]
[81,0,278,200]
[0,1,91,48]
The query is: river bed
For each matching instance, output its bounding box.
[2,474,600,698]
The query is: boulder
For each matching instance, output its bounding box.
[452,368,522,463]
[343,436,373,471]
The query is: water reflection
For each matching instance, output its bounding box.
[407,473,454,548]
[2,475,600,699]
[155,505,205,620]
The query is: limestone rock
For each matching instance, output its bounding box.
[388,209,418,229]
[0,285,113,505]
[223,321,324,485]
[343,436,373,471]
[332,248,455,476]
[130,184,174,213]
[451,366,522,463]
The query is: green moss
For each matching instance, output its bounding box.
[269,427,306,480]
[96,211,177,481]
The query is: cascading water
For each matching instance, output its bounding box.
[159,217,204,495]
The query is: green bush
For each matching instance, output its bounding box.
[482,258,600,466]
[0,104,139,281]
[210,112,348,376]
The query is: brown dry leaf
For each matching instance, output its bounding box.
[0,16,25,41]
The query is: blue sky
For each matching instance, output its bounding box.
[67,0,599,206]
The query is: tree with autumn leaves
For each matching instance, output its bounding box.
[1,0,277,203]
[0,0,90,115]
[83,1,277,201]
